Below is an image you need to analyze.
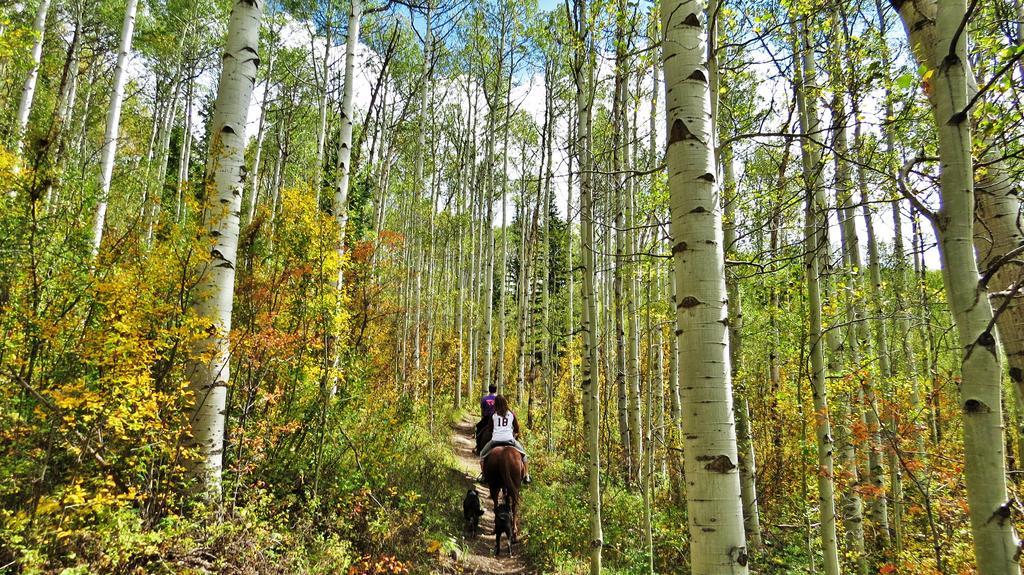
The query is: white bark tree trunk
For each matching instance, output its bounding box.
[828,63,868,570]
[187,0,264,494]
[793,16,841,575]
[497,72,511,394]
[13,0,51,159]
[722,146,763,551]
[146,77,182,243]
[976,165,1024,402]
[663,1,748,571]
[314,22,331,188]
[893,0,1021,571]
[246,39,276,226]
[574,0,603,570]
[176,68,196,223]
[333,0,362,286]
[826,27,875,563]
[89,0,139,260]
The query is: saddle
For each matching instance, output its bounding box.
[483,440,516,459]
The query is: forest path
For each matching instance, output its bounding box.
[447,414,531,575]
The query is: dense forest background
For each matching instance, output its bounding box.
[1,0,1023,572]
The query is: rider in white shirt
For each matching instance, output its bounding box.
[478,395,531,484]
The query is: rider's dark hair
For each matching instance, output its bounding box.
[494,395,509,417]
[489,384,497,393]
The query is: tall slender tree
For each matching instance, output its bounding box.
[187,0,264,493]
[662,0,748,570]
[893,0,1021,571]
[89,0,139,259]
[572,0,602,571]
[13,0,51,160]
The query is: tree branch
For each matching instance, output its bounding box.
[898,155,939,223]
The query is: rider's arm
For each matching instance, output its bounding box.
[513,414,521,438]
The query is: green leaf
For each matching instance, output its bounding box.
[896,73,915,89]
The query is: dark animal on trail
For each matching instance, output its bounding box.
[494,500,515,556]
[482,446,523,549]
[462,489,485,535]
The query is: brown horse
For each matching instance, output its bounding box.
[482,446,523,543]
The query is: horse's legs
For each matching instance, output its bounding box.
[511,499,519,544]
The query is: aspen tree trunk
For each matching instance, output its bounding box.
[649,20,669,478]
[875,0,926,459]
[518,147,533,407]
[409,3,433,386]
[912,212,943,445]
[893,0,1022,571]
[320,0,362,398]
[467,87,480,400]
[455,198,466,409]
[662,0,748,570]
[542,56,555,449]
[246,41,276,226]
[268,136,284,232]
[41,13,82,211]
[424,145,441,429]
[566,101,576,429]
[792,16,841,575]
[858,157,904,553]
[850,85,903,551]
[521,125,541,411]
[314,22,331,189]
[722,146,763,551]
[611,0,640,482]
[187,0,263,493]
[604,165,616,462]
[74,62,100,171]
[147,78,182,242]
[142,92,165,179]
[574,0,603,568]
[176,68,195,222]
[472,114,486,398]
[455,102,471,409]
[667,255,683,502]
[655,272,666,477]
[614,118,631,479]
[624,104,643,488]
[891,198,925,453]
[767,213,783,467]
[938,0,1024,409]
[370,83,393,239]
[827,57,868,570]
[13,0,51,159]
[976,166,1024,401]
[333,0,361,286]
[89,0,139,259]
[832,25,893,543]
[482,88,497,391]
[643,272,655,575]
[825,27,872,565]
[497,75,511,395]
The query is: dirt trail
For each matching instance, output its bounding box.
[447,414,531,575]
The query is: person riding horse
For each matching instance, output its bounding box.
[478,394,530,484]
[474,384,498,453]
